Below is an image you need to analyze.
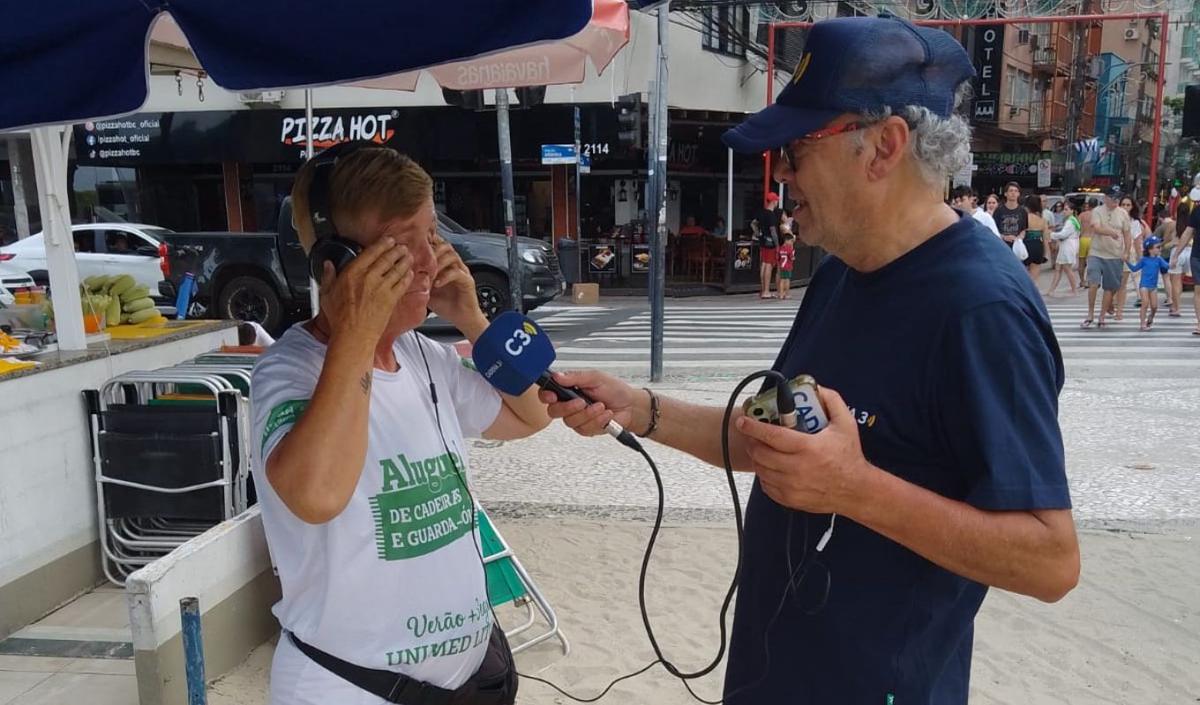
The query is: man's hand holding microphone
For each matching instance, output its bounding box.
[538,371,874,518]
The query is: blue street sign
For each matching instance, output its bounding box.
[580,152,591,174]
[541,144,577,165]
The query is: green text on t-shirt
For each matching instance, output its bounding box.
[370,451,472,561]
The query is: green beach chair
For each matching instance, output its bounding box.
[477,505,570,656]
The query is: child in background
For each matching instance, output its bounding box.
[1127,236,1170,331]
[778,233,796,300]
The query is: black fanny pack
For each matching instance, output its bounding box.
[289,627,518,705]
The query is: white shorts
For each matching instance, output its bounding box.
[1169,247,1192,275]
[268,634,389,705]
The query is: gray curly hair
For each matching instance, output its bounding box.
[854,82,974,188]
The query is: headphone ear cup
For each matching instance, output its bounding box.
[309,237,362,281]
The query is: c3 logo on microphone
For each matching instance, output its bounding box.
[504,322,540,356]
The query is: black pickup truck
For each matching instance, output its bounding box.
[159,199,564,331]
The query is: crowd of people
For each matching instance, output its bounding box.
[951,182,1199,335]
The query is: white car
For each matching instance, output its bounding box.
[0,260,36,306]
[0,223,173,296]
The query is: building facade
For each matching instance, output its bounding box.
[1092,16,1164,195]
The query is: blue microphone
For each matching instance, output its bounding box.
[472,311,641,450]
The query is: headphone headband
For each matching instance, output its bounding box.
[307,140,376,240]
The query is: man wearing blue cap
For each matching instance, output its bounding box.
[542,15,1078,704]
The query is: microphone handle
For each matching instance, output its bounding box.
[537,373,597,404]
[536,373,641,450]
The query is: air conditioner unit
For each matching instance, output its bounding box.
[1124,28,1140,41]
[238,90,285,105]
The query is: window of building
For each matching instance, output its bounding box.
[1008,68,1031,111]
[701,6,751,59]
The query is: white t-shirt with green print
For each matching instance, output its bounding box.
[250,325,502,689]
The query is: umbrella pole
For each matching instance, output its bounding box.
[495,89,523,313]
[30,125,86,350]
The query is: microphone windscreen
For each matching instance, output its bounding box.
[471,311,557,396]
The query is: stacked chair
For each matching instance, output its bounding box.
[84,353,258,585]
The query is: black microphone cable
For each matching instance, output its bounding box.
[419,336,826,705]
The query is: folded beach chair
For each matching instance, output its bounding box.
[477,505,570,656]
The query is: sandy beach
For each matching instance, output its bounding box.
[209,519,1199,705]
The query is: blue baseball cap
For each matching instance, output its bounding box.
[723,15,976,154]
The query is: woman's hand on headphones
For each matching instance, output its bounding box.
[427,237,481,328]
[320,237,412,341]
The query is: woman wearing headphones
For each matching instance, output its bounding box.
[250,143,549,705]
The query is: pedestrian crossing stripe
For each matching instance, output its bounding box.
[537,296,1198,376]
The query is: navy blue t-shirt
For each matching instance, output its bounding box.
[723,215,1070,705]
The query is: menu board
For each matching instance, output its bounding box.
[589,245,617,274]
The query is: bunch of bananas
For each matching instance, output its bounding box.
[81,275,168,327]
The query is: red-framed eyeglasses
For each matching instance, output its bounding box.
[777,121,867,172]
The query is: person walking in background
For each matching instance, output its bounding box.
[1151,205,1177,315]
[985,192,1000,215]
[994,182,1028,256]
[1045,198,1081,297]
[1127,236,1170,331]
[1047,200,1066,267]
[1082,186,1132,330]
[1078,197,1098,284]
[1049,200,1065,228]
[1041,198,1057,234]
[1169,198,1200,335]
[777,232,796,300]
[1165,226,1190,319]
[1114,195,1150,319]
[952,186,1000,237]
[755,193,781,299]
[1023,195,1049,282]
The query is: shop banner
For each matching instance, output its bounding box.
[972,26,1004,123]
[973,151,1051,177]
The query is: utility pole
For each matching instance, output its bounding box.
[495,89,523,312]
[1064,18,1090,192]
[648,2,670,382]
[573,86,582,241]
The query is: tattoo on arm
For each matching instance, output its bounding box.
[360,372,372,395]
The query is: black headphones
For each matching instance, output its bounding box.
[305,140,378,281]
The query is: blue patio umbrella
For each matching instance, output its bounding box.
[0,0,591,349]
[0,0,592,131]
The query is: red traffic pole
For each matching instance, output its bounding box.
[764,23,777,206]
[1147,12,1169,206]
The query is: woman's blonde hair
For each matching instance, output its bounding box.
[290,147,433,253]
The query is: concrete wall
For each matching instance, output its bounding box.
[127,508,279,705]
[0,326,238,639]
[142,12,770,116]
